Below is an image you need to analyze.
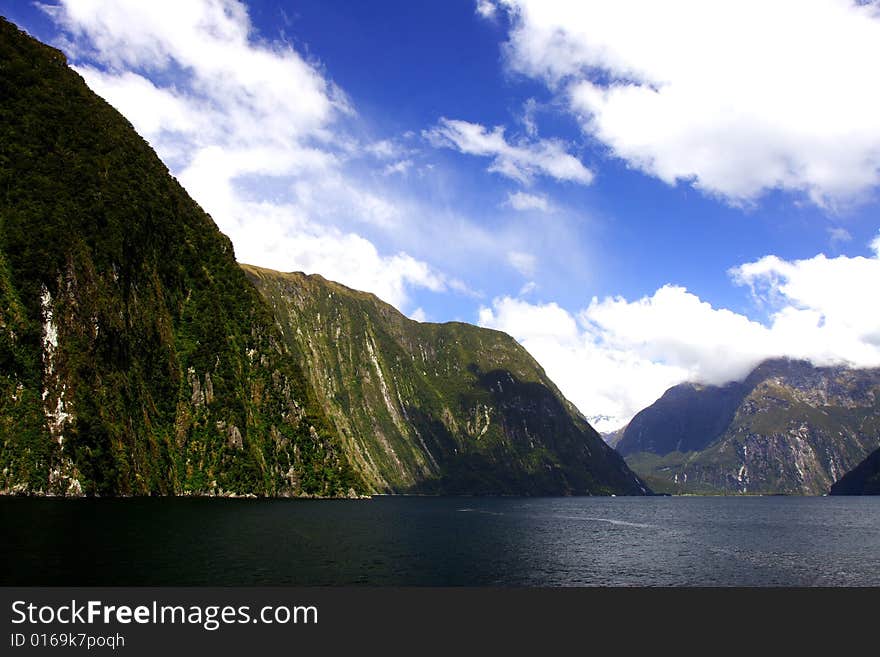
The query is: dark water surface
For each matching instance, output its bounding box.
[2,496,879,586]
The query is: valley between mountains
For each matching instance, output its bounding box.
[0,19,643,498]
[0,19,877,498]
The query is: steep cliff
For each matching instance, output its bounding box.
[243,266,648,495]
[1,19,646,497]
[830,447,880,495]
[0,18,362,497]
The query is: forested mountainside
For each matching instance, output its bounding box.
[245,266,647,495]
[0,19,646,497]
[0,18,362,497]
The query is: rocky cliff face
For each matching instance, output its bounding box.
[0,19,362,497]
[0,20,646,497]
[617,380,748,457]
[619,359,880,495]
[830,447,880,495]
[243,266,648,495]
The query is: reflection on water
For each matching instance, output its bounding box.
[2,496,879,586]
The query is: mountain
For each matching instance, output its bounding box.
[616,380,748,456]
[243,266,647,495]
[0,19,646,497]
[830,447,880,495]
[601,427,626,449]
[0,18,364,497]
[618,359,880,495]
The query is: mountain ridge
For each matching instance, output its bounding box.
[620,358,880,494]
[0,18,647,497]
[0,16,365,497]
[242,264,648,495]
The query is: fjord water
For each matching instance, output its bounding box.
[2,497,879,586]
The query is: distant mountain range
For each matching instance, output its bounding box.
[617,358,880,495]
[0,19,646,497]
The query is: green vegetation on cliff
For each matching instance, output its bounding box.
[0,18,361,497]
[243,266,648,495]
[1,20,647,497]
[619,359,880,495]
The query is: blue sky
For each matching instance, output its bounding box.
[7,1,880,429]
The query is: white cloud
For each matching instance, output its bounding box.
[76,69,206,146]
[43,0,444,310]
[506,250,537,276]
[506,190,551,212]
[383,159,413,176]
[263,227,447,309]
[365,139,398,159]
[365,138,420,166]
[731,237,880,362]
[424,118,593,185]
[521,97,539,137]
[409,307,428,322]
[475,0,498,20]
[494,0,880,206]
[47,0,343,138]
[479,297,687,433]
[481,234,880,431]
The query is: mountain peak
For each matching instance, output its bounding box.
[618,358,880,494]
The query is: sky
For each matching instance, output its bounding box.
[6,0,880,431]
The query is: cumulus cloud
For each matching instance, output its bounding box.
[493,0,880,206]
[506,191,551,212]
[730,236,880,363]
[481,235,880,431]
[42,0,445,309]
[409,307,428,322]
[424,118,594,185]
